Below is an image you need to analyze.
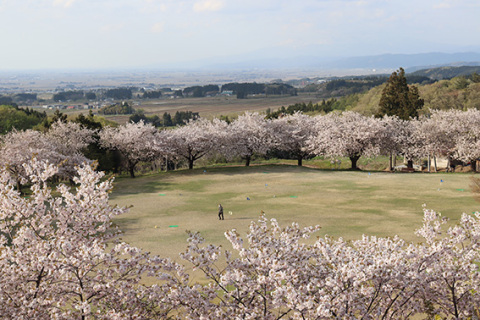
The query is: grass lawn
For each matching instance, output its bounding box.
[110,165,479,262]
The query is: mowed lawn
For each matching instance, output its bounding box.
[110,165,479,261]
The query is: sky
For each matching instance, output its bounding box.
[0,0,479,70]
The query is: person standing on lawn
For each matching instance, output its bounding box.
[218,204,224,220]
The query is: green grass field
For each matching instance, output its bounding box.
[109,164,480,262]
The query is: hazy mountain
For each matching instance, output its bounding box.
[409,65,480,80]
[160,51,480,73]
[327,52,480,70]
[405,61,480,73]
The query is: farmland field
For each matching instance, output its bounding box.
[104,92,320,123]
[110,164,479,262]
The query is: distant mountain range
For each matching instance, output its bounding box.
[168,51,480,74]
[409,65,480,80]
[328,52,480,70]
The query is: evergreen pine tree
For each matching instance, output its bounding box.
[377,67,424,120]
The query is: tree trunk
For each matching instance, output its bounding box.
[297,155,303,167]
[129,165,135,178]
[188,158,194,170]
[245,155,251,167]
[16,178,22,194]
[389,153,393,171]
[393,153,397,168]
[428,154,431,172]
[434,155,437,172]
[349,155,361,170]
[407,159,413,169]
[471,159,477,172]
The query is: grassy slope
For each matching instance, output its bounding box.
[110,165,479,262]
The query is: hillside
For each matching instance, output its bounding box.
[344,68,480,115]
[410,66,480,80]
[296,74,432,99]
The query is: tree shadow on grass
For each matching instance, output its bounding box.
[197,164,321,177]
[109,180,174,199]
[206,163,393,176]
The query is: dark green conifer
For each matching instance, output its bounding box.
[378,67,424,120]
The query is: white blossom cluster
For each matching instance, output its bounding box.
[0,159,479,318]
[0,121,95,189]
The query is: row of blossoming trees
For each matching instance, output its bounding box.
[99,108,480,174]
[0,157,479,318]
[3,108,480,182]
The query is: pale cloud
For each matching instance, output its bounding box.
[281,22,314,33]
[52,0,75,8]
[101,23,125,33]
[354,0,368,6]
[151,22,165,33]
[193,0,224,12]
[434,3,450,9]
[139,0,168,14]
[372,8,385,18]
[433,0,456,9]
[182,31,196,39]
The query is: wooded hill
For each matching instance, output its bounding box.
[409,65,480,80]
[330,68,480,116]
[296,74,433,99]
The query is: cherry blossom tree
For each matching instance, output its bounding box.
[179,217,323,319]
[443,109,480,170]
[163,118,228,170]
[0,122,97,191]
[0,158,192,319]
[99,120,160,178]
[306,114,335,159]
[378,115,404,170]
[178,208,480,319]
[46,120,96,179]
[414,110,458,171]
[414,109,480,171]
[271,112,316,166]
[309,112,385,170]
[223,112,275,166]
[0,129,63,191]
[379,116,426,170]
[415,207,480,318]
[47,120,96,154]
